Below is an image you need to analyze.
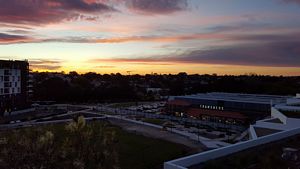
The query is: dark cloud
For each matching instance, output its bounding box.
[206,23,272,33]
[90,39,300,67]
[0,33,32,44]
[232,33,300,42]
[0,0,189,26]
[0,32,224,44]
[126,0,188,14]
[170,41,300,67]
[30,59,62,70]
[6,30,33,34]
[282,0,300,4]
[0,0,116,25]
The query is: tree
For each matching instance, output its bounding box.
[0,117,119,169]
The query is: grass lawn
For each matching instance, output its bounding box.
[0,121,189,169]
[142,118,165,126]
[112,124,189,169]
[109,102,139,108]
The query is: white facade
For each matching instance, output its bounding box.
[0,68,21,95]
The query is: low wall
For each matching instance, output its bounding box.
[248,125,257,139]
[164,127,300,169]
[271,107,287,124]
[4,108,36,116]
[97,107,245,131]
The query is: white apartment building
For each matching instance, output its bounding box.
[0,69,21,95]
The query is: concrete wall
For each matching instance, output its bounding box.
[270,107,300,129]
[286,118,300,128]
[271,107,287,124]
[275,105,300,111]
[248,125,257,139]
[164,127,300,169]
[97,106,245,131]
[287,98,300,105]
[4,107,35,116]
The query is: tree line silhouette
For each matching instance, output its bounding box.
[31,71,300,103]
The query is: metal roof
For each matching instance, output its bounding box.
[173,92,290,104]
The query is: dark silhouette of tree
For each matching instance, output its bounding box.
[31,71,300,103]
[0,117,119,169]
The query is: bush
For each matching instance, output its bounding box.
[0,116,119,169]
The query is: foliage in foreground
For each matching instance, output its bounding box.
[0,117,119,169]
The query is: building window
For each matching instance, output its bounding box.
[4,76,9,81]
[0,88,3,94]
[4,88,9,94]
[4,69,10,75]
[15,82,17,87]
[12,88,15,93]
[0,76,3,82]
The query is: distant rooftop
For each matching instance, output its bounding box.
[174,92,289,104]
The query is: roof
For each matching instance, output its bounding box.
[186,108,248,120]
[167,99,191,106]
[173,92,289,105]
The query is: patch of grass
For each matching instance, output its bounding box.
[0,121,189,169]
[142,118,165,126]
[109,102,139,108]
[111,125,188,169]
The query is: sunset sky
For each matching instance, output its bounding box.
[0,0,300,75]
